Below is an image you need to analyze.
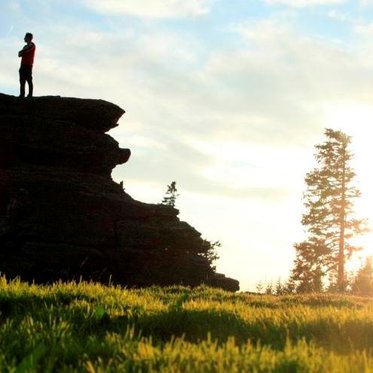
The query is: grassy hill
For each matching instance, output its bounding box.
[1,277,373,372]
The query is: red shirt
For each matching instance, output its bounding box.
[21,42,36,66]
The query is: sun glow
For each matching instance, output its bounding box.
[325,102,373,271]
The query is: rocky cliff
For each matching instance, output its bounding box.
[0,93,239,291]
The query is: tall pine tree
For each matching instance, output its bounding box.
[291,129,367,292]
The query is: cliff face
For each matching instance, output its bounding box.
[0,94,239,291]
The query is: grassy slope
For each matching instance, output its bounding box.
[1,277,373,372]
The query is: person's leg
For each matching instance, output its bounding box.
[19,66,26,98]
[25,66,33,97]
[27,75,33,97]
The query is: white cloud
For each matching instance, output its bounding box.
[82,0,214,18]
[354,22,373,37]
[227,18,373,103]
[360,0,373,7]
[265,0,345,7]
[327,9,348,21]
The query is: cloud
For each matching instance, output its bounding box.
[265,0,345,7]
[354,21,373,37]
[81,0,215,18]
[326,9,348,21]
[225,17,373,105]
[360,0,373,7]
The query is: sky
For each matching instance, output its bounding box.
[2,0,373,291]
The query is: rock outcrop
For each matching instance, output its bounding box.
[0,94,239,291]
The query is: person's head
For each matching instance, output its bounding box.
[24,33,33,43]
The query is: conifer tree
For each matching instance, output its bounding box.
[291,129,367,292]
[161,181,179,208]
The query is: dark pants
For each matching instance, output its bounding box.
[19,64,33,97]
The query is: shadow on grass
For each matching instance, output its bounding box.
[109,308,290,349]
[109,309,373,354]
[0,291,95,318]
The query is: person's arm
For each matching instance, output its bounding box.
[18,43,35,57]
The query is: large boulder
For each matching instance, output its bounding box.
[0,94,239,291]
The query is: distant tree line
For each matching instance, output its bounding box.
[257,258,373,296]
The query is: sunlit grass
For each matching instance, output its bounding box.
[1,277,373,372]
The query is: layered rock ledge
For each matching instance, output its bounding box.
[0,94,239,291]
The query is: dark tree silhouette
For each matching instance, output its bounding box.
[199,240,220,270]
[161,181,179,208]
[291,129,367,292]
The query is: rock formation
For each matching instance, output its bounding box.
[0,93,239,291]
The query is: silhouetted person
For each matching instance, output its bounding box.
[18,32,36,98]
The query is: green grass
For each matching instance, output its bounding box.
[1,277,373,372]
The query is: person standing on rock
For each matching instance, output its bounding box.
[18,32,36,98]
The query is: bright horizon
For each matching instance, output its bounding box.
[2,0,373,291]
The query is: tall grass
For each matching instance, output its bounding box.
[1,276,373,372]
